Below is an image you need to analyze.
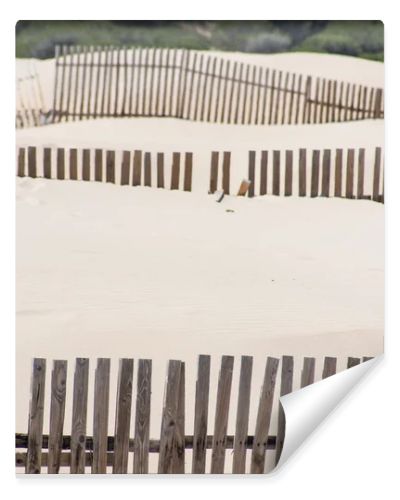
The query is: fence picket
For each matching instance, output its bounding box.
[300,357,315,388]
[132,150,142,186]
[157,152,165,188]
[57,148,65,180]
[260,150,268,196]
[92,358,110,474]
[184,152,193,192]
[273,150,280,195]
[372,147,382,201]
[144,152,152,187]
[321,149,331,197]
[106,150,115,184]
[248,150,256,198]
[284,150,293,196]
[210,151,219,194]
[299,148,307,197]
[43,147,51,179]
[222,152,231,195]
[251,357,279,474]
[211,356,234,473]
[113,359,134,474]
[48,360,67,474]
[322,357,337,378]
[82,148,90,181]
[170,152,180,190]
[121,150,131,186]
[311,150,320,197]
[232,356,253,474]
[26,358,46,473]
[28,146,37,178]
[70,358,89,474]
[18,147,25,177]
[192,355,211,474]
[345,149,355,199]
[357,148,365,199]
[133,359,152,474]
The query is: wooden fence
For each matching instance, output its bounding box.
[16,146,193,192]
[16,145,384,203]
[16,63,46,129]
[16,354,372,474]
[51,46,384,125]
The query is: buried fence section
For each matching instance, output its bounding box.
[17,354,371,474]
[16,145,383,202]
[50,45,384,125]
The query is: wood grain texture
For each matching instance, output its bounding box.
[26,358,46,473]
[113,358,134,474]
[209,151,219,194]
[57,148,65,180]
[70,358,89,474]
[251,357,279,474]
[144,152,152,187]
[211,355,234,474]
[233,356,253,473]
[158,360,183,473]
[48,360,67,474]
[92,358,110,474]
[260,150,268,196]
[345,149,355,199]
[82,148,90,181]
[157,152,165,188]
[334,148,343,197]
[133,359,152,473]
[192,355,211,474]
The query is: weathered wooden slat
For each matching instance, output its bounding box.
[192,355,211,474]
[311,150,320,198]
[121,150,131,186]
[302,76,312,124]
[170,152,180,190]
[157,152,164,188]
[372,147,382,201]
[281,72,290,125]
[209,151,219,194]
[82,148,90,181]
[260,150,268,196]
[222,152,231,195]
[268,70,276,125]
[334,148,343,197]
[357,148,365,199]
[70,358,89,474]
[295,74,302,125]
[234,63,244,125]
[250,356,279,474]
[106,150,115,184]
[232,356,253,474]
[65,45,75,121]
[261,68,269,125]
[106,46,114,116]
[51,45,60,123]
[79,46,89,120]
[158,360,183,473]
[172,362,185,473]
[178,50,190,118]
[254,66,263,125]
[300,357,315,388]
[69,148,78,180]
[133,359,152,474]
[322,357,337,379]
[345,149,355,199]
[347,357,361,369]
[299,148,307,197]
[284,150,293,196]
[92,358,110,474]
[193,54,204,121]
[94,148,102,182]
[214,58,224,122]
[248,150,256,198]
[168,49,177,117]
[17,147,25,177]
[241,64,251,125]
[183,152,193,192]
[211,355,234,474]
[362,357,374,362]
[43,147,51,179]
[272,150,280,196]
[144,152,152,187]
[128,48,137,115]
[57,148,65,180]
[274,71,283,124]
[205,56,217,122]
[48,360,67,474]
[227,62,237,124]
[132,150,142,186]
[185,52,198,120]
[26,358,46,473]
[28,146,37,178]
[113,358,134,474]
[275,355,294,465]
[321,149,331,197]
[86,46,95,118]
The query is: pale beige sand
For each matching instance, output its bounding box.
[16,178,383,472]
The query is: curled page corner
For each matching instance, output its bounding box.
[275,355,383,471]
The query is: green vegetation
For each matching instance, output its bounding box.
[16,20,383,61]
